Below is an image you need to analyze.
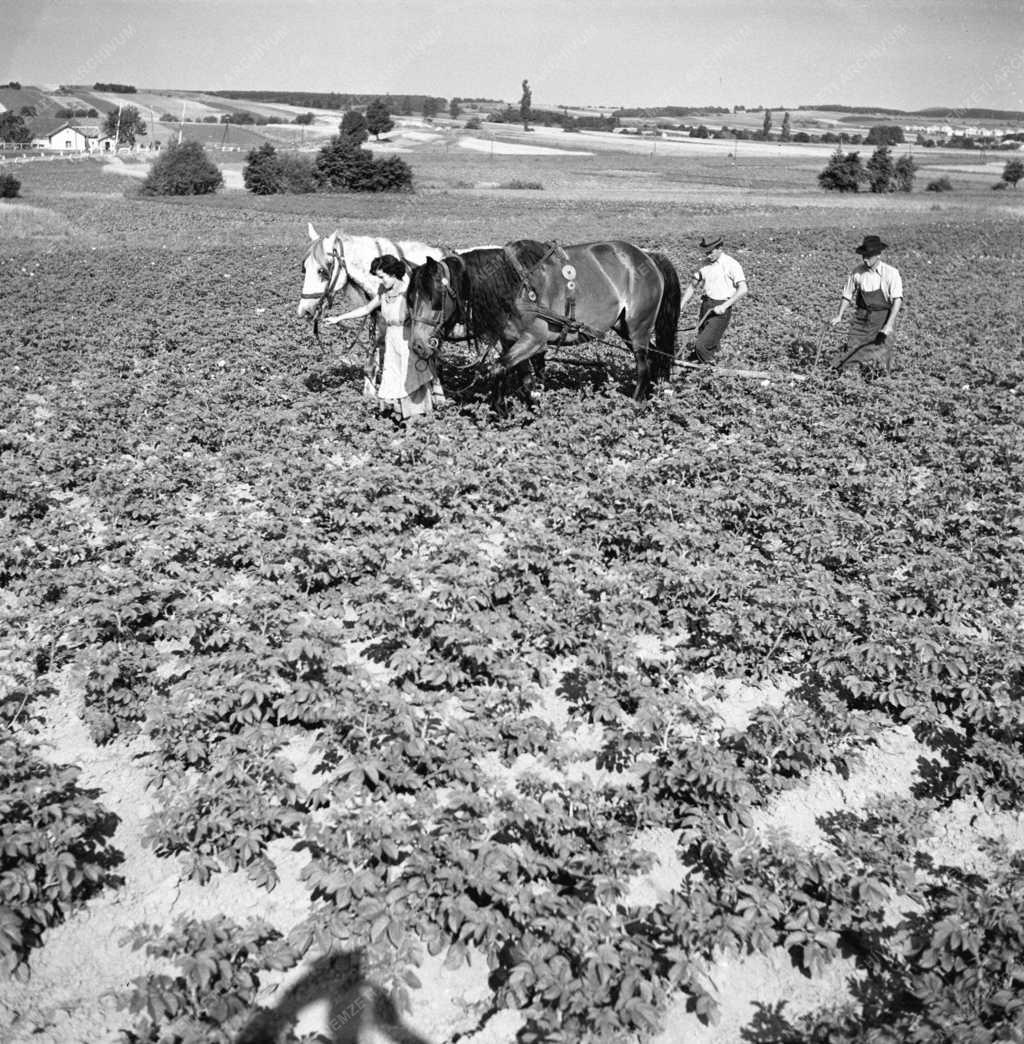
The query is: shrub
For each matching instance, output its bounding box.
[464,117,481,130]
[0,172,21,198]
[242,144,314,195]
[141,141,223,196]
[339,109,369,145]
[818,147,864,192]
[1001,158,1023,188]
[893,154,918,192]
[866,145,894,193]
[926,176,953,192]
[277,152,316,193]
[313,137,412,192]
[503,179,544,190]
[243,143,280,195]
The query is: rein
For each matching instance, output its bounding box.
[301,240,346,342]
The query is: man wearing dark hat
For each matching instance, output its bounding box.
[831,234,903,369]
[679,236,748,364]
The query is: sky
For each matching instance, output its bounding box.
[2,0,1023,113]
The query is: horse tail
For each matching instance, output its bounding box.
[647,252,681,383]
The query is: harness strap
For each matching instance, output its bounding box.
[503,243,537,302]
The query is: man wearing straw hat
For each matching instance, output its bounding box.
[680,236,748,364]
[831,234,903,370]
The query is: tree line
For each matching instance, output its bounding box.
[818,145,1024,193]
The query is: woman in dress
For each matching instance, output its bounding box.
[326,254,445,421]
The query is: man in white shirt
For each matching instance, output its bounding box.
[680,236,748,364]
[831,234,903,371]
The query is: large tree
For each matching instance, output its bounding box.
[780,112,791,141]
[762,109,772,139]
[102,104,147,147]
[365,98,394,140]
[520,79,532,131]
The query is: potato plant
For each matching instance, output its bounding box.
[2,161,1023,1041]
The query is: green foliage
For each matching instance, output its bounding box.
[120,916,299,1043]
[339,108,368,145]
[242,142,278,195]
[365,98,394,139]
[866,145,894,193]
[313,136,412,192]
[102,104,147,147]
[894,154,918,192]
[818,147,864,192]
[0,737,118,977]
[242,143,315,195]
[0,171,21,197]
[927,175,953,192]
[4,216,1024,1043]
[141,141,223,196]
[0,112,31,143]
[1002,158,1024,187]
[865,124,906,145]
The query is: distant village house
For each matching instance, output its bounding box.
[29,118,112,152]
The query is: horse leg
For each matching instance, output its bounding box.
[490,325,547,412]
[614,313,654,401]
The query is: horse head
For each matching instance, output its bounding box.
[407,255,464,357]
[296,222,349,321]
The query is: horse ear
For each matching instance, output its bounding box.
[307,222,319,241]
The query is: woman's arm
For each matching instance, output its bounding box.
[325,297,381,325]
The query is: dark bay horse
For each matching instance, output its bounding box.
[405,240,681,407]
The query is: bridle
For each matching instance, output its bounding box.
[409,258,490,380]
[410,259,464,352]
[300,239,346,339]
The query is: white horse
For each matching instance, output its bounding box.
[296,222,445,326]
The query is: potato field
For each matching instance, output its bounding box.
[2,155,1024,1044]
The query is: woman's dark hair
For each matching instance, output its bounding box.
[369,254,407,280]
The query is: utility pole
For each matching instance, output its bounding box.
[113,104,122,152]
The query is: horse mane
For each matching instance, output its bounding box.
[459,240,550,343]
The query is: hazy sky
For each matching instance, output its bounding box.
[2,0,1023,112]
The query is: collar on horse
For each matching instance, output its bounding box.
[503,240,582,344]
